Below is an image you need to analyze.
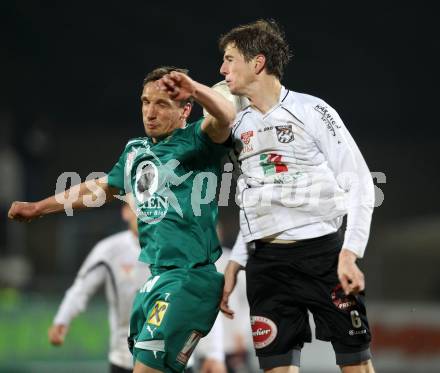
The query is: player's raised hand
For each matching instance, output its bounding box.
[8,201,42,222]
[338,249,365,295]
[156,71,196,101]
[48,324,68,346]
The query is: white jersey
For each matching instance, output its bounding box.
[230,86,374,265]
[53,230,149,369]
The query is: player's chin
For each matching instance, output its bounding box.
[227,83,237,94]
[145,127,161,138]
[228,85,242,96]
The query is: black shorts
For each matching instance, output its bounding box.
[246,231,372,368]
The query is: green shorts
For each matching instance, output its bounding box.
[128,264,223,372]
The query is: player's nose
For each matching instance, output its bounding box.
[145,105,156,119]
[220,62,228,76]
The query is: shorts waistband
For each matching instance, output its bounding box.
[249,230,342,257]
[260,238,297,244]
[150,262,216,276]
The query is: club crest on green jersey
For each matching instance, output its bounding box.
[122,145,192,224]
[136,161,159,200]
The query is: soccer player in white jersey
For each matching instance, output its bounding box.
[216,20,376,373]
[48,200,227,373]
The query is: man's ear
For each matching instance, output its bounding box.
[254,54,266,75]
[181,102,192,120]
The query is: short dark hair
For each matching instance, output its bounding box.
[219,20,292,79]
[143,66,192,106]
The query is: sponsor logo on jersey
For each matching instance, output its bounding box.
[147,300,169,326]
[331,284,358,311]
[273,171,304,184]
[123,144,192,224]
[176,331,203,364]
[251,316,277,349]
[275,125,294,143]
[313,104,341,143]
[136,161,158,199]
[257,126,274,132]
[240,131,254,153]
[134,161,171,223]
[349,329,367,336]
[240,130,254,145]
[260,154,288,175]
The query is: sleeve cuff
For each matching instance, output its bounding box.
[341,237,367,258]
[229,254,247,268]
[53,313,70,326]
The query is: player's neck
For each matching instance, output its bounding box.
[247,77,282,114]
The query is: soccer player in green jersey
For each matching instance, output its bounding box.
[8,66,235,373]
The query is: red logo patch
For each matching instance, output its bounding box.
[251,316,277,349]
[241,131,254,145]
[331,284,358,311]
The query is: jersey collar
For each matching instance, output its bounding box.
[248,85,290,118]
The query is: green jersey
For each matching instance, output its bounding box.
[108,119,230,270]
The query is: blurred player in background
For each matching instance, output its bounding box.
[48,200,227,373]
[8,66,236,373]
[48,201,148,373]
[218,20,376,373]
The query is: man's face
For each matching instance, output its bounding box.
[220,43,255,95]
[141,82,189,140]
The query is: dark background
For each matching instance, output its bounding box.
[1,1,439,299]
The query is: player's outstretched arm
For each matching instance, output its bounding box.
[156,71,235,143]
[8,177,119,222]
